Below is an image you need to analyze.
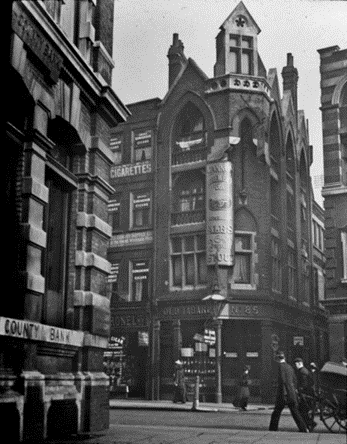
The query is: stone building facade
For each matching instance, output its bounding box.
[318,45,347,362]
[2,1,129,441]
[108,1,328,403]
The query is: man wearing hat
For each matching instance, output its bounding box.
[294,357,316,431]
[173,360,187,403]
[269,351,309,433]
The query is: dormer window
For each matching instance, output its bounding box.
[229,34,253,75]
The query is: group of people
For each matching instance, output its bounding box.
[173,352,321,434]
[269,351,318,433]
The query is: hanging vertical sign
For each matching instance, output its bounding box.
[206,159,234,266]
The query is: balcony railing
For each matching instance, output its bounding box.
[172,134,206,166]
[171,210,205,226]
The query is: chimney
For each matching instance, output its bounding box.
[281,53,299,114]
[167,33,186,89]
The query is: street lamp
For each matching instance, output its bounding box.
[202,263,227,404]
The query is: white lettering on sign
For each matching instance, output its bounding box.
[206,160,233,266]
[110,162,152,178]
[0,317,84,347]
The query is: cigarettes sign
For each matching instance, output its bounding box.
[206,160,234,266]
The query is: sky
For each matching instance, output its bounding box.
[112,0,347,207]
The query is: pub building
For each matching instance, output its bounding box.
[2,1,129,442]
[108,2,329,403]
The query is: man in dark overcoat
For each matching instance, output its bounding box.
[294,357,317,431]
[269,351,309,433]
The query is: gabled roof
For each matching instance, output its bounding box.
[220,1,261,34]
[161,57,209,106]
[267,68,281,105]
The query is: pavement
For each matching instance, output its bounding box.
[41,399,346,444]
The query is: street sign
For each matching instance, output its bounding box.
[193,333,204,342]
[293,336,304,346]
[204,329,216,345]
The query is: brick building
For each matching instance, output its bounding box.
[2,1,129,441]
[108,1,328,403]
[318,45,347,362]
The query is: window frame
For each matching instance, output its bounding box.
[132,129,153,163]
[229,231,256,290]
[229,34,254,75]
[110,134,123,166]
[129,259,150,302]
[170,234,207,290]
[108,194,122,232]
[271,237,282,293]
[287,245,297,300]
[130,190,152,230]
[342,231,347,283]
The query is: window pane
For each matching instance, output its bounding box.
[172,238,182,253]
[230,50,238,73]
[234,254,250,283]
[197,235,206,251]
[185,254,195,285]
[229,35,239,46]
[197,253,207,284]
[172,256,182,286]
[235,235,251,251]
[184,236,194,252]
[241,37,252,48]
[241,52,250,74]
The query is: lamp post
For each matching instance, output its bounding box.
[202,259,227,404]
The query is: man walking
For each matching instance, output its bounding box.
[269,351,309,433]
[294,357,317,431]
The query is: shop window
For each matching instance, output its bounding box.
[229,34,253,75]
[342,231,347,283]
[132,129,152,163]
[110,134,123,165]
[108,195,121,232]
[287,246,296,300]
[271,237,282,293]
[130,260,149,302]
[230,232,255,289]
[170,234,207,289]
[130,190,151,229]
[43,168,72,326]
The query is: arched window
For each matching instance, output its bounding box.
[171,171,205,225]
[172,103,206,165]
[286,134,297,300]
[340,83,347,130]
[299,151,309,305]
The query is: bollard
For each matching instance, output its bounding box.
[191,375,199,411]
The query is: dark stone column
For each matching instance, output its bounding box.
[260,320,275,403]
[214,319,223,404]
[173,319,182,363]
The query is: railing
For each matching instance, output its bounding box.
[172,148,206,166]
[171,210,205,226]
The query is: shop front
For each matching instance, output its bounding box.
[155,301,320,403]
[106,310,150,399]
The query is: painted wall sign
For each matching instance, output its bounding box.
[246,352,259,358]
[0,317,83,347]
[111,314,149,329]
[110,135,123,165]
[12,6,63,82]
[206,160,233,266]
[228,304,260,317]
[110,161,152,178]
[160,304,216,319]
[224,352,238,358]
[110,230,153,248]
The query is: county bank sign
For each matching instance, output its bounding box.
[0,316,84,347]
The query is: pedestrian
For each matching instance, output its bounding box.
[269,351,309,433]
[294,357,317,432]
[309,362,319,396]
[173,360,187,404]
[239,365,251,411]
